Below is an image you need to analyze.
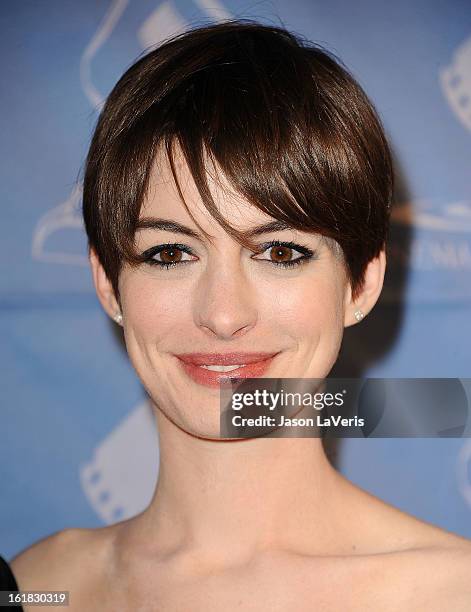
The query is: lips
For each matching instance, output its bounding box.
[175,352,279,388]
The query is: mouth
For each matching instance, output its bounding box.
[175,352,280,389]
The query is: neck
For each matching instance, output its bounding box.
[129,404,359,566]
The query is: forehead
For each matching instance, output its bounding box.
[141,144,276,231]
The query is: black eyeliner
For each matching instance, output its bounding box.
[141,240,317,270]
[255,239,315,257]
[253,239,317,268]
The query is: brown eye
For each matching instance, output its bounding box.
[158,247,183,264]
[269,245,293,263]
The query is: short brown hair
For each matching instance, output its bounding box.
[83,19,393,301]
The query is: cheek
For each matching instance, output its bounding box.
[120,273,189,341]
[263,270,347,378]
[263,274,345,336]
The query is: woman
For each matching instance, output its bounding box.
[8,20,471,610]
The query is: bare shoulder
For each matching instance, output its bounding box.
[374,527,471,611]
[344,482,471,609]
[411,530,471,576]
[10,526,112,592]
[420,533,471,588]
[402,542,470,610]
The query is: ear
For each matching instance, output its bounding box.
[89,247,121,321]
[344,249,386,327]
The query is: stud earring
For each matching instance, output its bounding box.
[113,311,123,325]
[354,309,365,322]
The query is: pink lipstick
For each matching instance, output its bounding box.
[175,351,279,389]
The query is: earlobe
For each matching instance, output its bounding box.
[344,249,386,328]
[353,309,365,322]
[89,247,120,320]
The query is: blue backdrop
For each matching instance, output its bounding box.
[2,0,471,559]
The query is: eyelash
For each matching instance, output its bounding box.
[141,240,316,270]
[253,240,316,268]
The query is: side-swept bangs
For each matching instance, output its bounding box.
[83,19,393,301]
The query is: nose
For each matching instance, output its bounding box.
[193,259,258,340]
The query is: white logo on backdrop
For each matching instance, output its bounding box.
[31,183,88,266]
[80,0,231,107]
[80,399,159,523]
[392,200,471,234]
[390,199,471,272]
[137,2,187,61]
[440,33,471,133]
[80,0,129,109]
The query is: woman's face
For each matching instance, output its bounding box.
[114,151,354,438]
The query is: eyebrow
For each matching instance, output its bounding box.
[135,217,293,239]
[135,217,200,238]
[244,220,292,237]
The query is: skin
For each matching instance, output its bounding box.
[11,148,471,610]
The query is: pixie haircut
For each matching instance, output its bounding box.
[83,19,393,301]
